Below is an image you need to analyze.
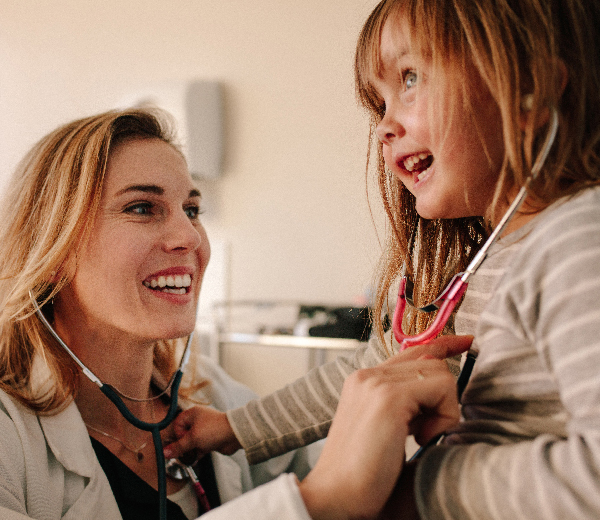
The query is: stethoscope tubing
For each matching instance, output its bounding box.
[30,291,193,520]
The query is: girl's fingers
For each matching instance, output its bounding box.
[387,334,473,365]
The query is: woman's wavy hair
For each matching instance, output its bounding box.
[355,0,600,351]
[0,108,206,413]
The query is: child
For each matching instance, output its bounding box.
[167,0,600,517]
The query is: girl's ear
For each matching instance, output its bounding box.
[520,59,568,130]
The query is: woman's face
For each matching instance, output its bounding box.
[373,15,504,220]
[54,137,210,345]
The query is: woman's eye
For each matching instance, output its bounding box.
[184,205,201,220]
[404,70,418,90]
[125,202,153,215]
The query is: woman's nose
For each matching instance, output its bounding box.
[162,211,203,253]
[375,108,405,144]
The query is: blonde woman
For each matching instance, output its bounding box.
[0,107,461,520]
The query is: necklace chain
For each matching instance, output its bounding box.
[111,373,176,402]
[86,401,157,463]
[86,423,149,462]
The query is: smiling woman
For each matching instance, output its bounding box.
[0,107,461,520]
[52,137,210,347]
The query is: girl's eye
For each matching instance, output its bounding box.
[404,70,418,90]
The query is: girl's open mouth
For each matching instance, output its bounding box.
[403,152,434,180]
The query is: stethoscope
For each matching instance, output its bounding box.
[398,108,559,459]
[30,292,192,520]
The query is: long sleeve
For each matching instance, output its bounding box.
[415,187,600,519]
[201,474,311,520]
[226,335,388,463]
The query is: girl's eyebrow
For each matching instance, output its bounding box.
[115,184,201,199]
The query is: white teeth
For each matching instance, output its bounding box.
[144,273,192,291]
[403,152,432,172]
[417,171,427,181]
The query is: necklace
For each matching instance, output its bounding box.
[86,401,156,463]
[86,423,149,462]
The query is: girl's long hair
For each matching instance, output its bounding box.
[355,0,600,350]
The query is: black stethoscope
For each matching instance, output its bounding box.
[30,292,192,520]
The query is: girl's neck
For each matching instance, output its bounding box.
[492,189,545,237]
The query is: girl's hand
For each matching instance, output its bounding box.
[163,406,242,462]
[299,334,469,520]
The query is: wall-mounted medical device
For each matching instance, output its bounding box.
[117,80,224,180]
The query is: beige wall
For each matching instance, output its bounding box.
[0,0,385,393]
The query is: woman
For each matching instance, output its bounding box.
[0,107,465,519]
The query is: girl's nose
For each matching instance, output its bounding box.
[375,108,405,144]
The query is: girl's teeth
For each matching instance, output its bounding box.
[404,152,432,172]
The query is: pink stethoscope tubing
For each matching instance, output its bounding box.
[392,108,559,351]
[393,273,468,350]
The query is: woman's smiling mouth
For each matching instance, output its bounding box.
[143,273,192,295]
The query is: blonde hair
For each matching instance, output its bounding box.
[0,108,203,412]
[356,0,600,348]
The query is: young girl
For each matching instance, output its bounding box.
[166,0,600,517]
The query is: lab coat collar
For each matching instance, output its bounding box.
[39,400,98,478]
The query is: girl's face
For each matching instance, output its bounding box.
[373,16,504,220]
[54,138,210,345]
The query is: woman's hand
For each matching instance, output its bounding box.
[298,334,471,520]
[163,406,242,462]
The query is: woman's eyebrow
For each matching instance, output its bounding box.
[116,184,164,196]
[114,185,201,199]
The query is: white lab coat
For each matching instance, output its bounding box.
[0,355,320,519]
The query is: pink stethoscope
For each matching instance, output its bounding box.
[404,109,559,459]
[393,108,559,351]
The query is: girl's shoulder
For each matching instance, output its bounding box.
[526,186,600,249]
[502,185,600,284]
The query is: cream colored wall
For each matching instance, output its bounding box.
[0,0,385,394]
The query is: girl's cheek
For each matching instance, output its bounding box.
[383,148,414,192]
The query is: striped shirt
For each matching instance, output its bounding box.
[416,186,600,519]
[229,187,600,519]
[226,201,533,465]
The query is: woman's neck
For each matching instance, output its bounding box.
[52,311,157,431]
[75,342,156,432]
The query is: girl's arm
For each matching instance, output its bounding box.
[165,336,472,464]
[203,352,462,520]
